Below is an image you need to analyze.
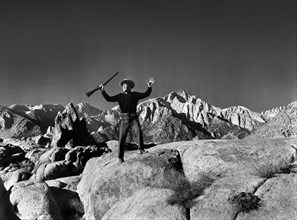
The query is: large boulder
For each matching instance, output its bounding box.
[53,175,81,191]
[38,147,69,164]
[0,177,20,220]
[34,160,80,181]
[5,168,32,189]
[65,144,110,167]
[51,103,97,148]
[49,187,84,220]
[34,144,109,181]
[10,180,62,220]
[77,148,184,220]
[25,148,48,164]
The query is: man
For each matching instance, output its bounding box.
[98,77,155,163]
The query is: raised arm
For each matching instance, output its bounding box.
[135,87,152,100]
[135,77,155,100]
[98,85,119,102]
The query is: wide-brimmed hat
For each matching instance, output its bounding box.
[119,79,135,89]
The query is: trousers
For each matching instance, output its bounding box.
[118,113,144,160]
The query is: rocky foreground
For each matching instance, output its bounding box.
[1,137,297,220]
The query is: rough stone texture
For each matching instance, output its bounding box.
[102,187,187,220]
[77,148,184,220]
[64,144,111,167]
[39,147,69,164]
[0,177,20,220]
[45,179,67,188]
[248,101,297,138]
[179,138,296,182]
[54,175,81,191]
[156,138,297,219]
[51,103,97,148]
[237,173,297,220]
[25,148,48,164]
[5,168,32,189]
[190,175,264,219]
[50,148,69,162]
[50,187,84,220]
[34,160,81,181]
[10,180,62,220]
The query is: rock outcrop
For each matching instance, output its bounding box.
[77,148,185,219]
[51,103,97,148]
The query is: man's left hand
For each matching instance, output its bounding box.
[147,77,155,87]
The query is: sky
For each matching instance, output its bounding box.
[0,0,296,112]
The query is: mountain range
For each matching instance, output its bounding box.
[0,90,293,143]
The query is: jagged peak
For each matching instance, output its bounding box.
[222,105,253,113]
[166,90,189,100]
[75,102,103,116]
[9,104,30,112]
[76,102,99,109]
[260,105,287,118]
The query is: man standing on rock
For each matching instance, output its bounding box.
[98,77,155,163]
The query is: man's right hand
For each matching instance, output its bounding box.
[97,84,105,91]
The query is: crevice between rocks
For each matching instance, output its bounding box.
[186,208,190,220]
[166,148,215,220]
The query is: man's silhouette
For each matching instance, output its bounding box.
[98,77,155,162]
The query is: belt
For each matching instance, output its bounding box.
[121,112,137,117]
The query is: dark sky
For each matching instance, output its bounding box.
[0,0,296,112]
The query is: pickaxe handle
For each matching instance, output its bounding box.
[86,72,119,97]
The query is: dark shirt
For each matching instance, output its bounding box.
[102,87,152,113]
